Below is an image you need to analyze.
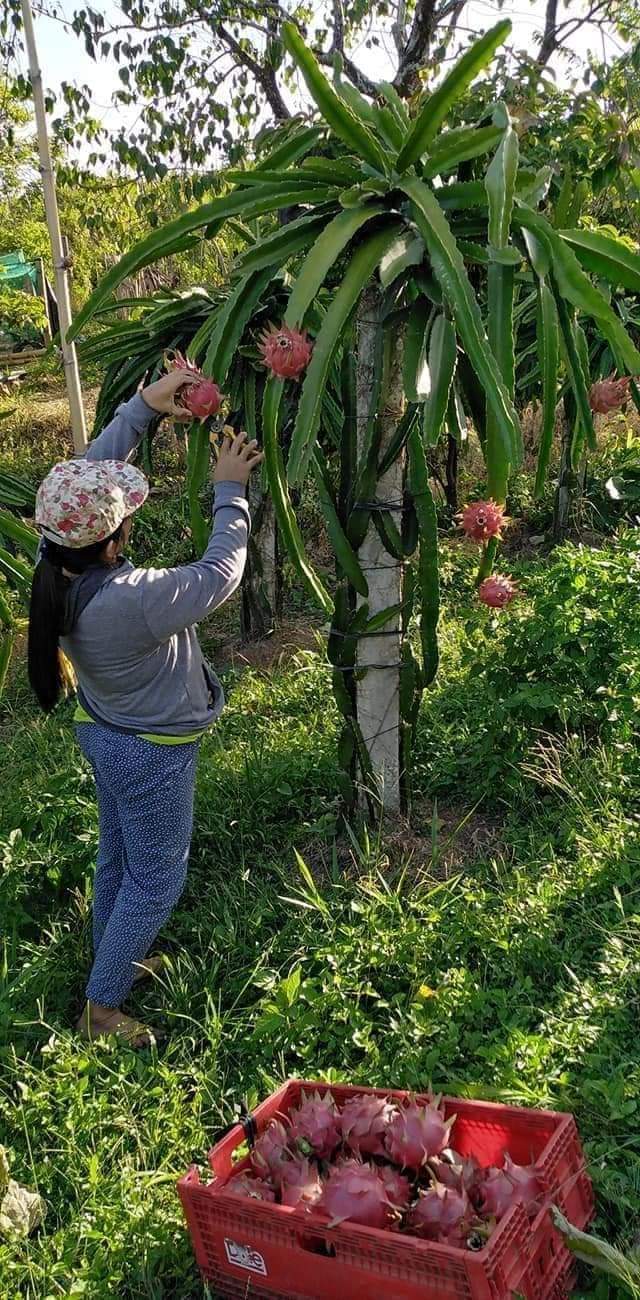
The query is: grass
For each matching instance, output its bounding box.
[3,381,640,1296]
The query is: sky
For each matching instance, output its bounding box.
[14,0,629,152]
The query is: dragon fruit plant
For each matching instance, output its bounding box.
[73,20,640,815]
[220,1089,548,1253]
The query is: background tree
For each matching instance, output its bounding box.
[3,1,640,177]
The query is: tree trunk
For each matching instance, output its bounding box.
[552,408,574,542]
[445,433,458,511]
[355,286,404,813]
[240,476,278,640]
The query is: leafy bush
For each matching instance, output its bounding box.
[488,532,640,738]
[0,285,48,347]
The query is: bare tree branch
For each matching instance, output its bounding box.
[392,0,407,55]
[316,48,378,97]
[536,0,559,66]
[394,0,437,95]
[218,23,291,119]
[331,0,345,54]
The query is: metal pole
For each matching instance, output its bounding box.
[20,0,87,452]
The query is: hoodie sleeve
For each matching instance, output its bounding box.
[140,482,250,639]
[84,392,156,463]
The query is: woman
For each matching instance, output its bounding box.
[28,369,262,1046]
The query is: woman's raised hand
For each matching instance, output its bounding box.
[213,431,263,486]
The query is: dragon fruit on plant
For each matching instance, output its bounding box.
[385,1096,455,1169]
[478,574,517,609]
[259,322,313,379]
[589,374,633,414]
[406,1183,473,1247]
[460,499,506,544]
[340,1093,397,1157]
[319,1158,399,1229]
[289,1090,341,1160]
[225,1172,276,1202]
[279,1156,324,1209]
[168,350,223,419]
[250,1119,293,1184]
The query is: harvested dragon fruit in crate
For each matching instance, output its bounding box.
[222,1090,544,1248]
[178,1080,594,1300]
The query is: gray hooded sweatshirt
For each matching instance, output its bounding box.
[60,392,250,736]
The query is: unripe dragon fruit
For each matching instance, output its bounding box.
[406,1183,472,1247]
[589,374,632,414]
[289,1090,341,1160]
[319,1158,398,1229]
[378,1164,412,1211]
[250,1119,292,1184]
[340,1093,397,1157]
[279,1156,324,1209]
[225,1171,276,1202]
[385,1096,455,1169]
[259,323,313,379]
[478,575,517,609]
[169,350,223,419]
[460,500,506,544]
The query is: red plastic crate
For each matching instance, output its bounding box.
[177,1080,594,1300]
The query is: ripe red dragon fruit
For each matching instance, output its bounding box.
[589,374,633,414]
[169,350,223,419]
[250,1119,292,1184]
[289,1090,341,1160]
[460,499,506,544]
[340,1094,397,1157]
[279,1156,324,1209]
[478,575,517,609]
[406,1183,472,1246]
[429,1151,480,1195]
[501,1153,543,1217]
[224,1171,276,1202]
[475,1155,543,1223]
[473,1167,515,1220]
[385,1096,455,1169]
[183,379,223,420]
[259,322,313,380]
[319,1159,399,1229]
[378,1164,412,1211]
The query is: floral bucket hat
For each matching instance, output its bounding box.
[36,459,149,548]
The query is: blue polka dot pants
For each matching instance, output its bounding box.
[76,722,200,1008]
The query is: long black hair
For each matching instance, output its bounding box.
[28,526,123,713]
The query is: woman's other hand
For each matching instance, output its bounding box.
[213,431,263,486]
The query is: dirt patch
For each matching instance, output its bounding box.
[216,618,326,673]
[298,800,506,888]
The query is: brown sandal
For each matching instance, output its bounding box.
[131,954,167,986]
[77,1005,164,1049]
